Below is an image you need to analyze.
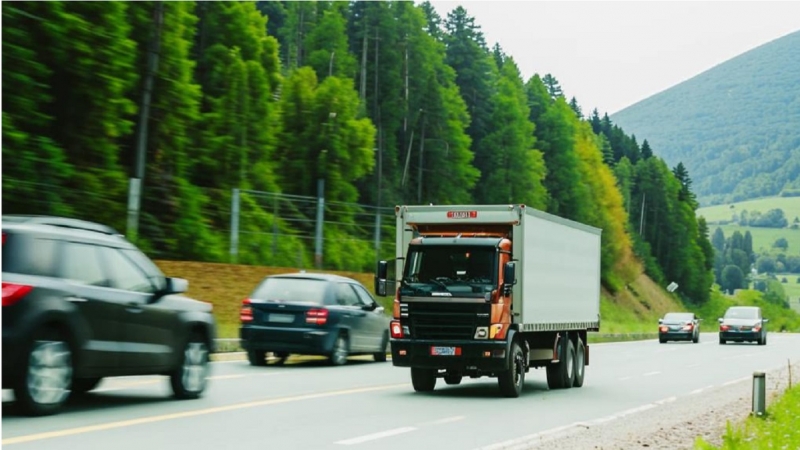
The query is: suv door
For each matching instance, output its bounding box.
[58,241,128,371]
[352,284,386,351]
[333,282,367,352]
[97,246,177,371]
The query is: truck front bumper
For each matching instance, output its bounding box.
[390,338,509,372]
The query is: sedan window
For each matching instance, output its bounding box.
[725,308,759,319]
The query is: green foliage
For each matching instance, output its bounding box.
[721,265,745,294]
[612,31,800,205]
[773,237,789,251]
[695,380,800,449]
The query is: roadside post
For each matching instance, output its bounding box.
[752,371,766,417]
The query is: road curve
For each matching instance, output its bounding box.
[3,332,799,450]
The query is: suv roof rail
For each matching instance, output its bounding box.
[2,215,123,236]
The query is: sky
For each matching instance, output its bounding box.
[429,1,800,116]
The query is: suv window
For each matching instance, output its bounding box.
[61,242,108,287]
[99,247,156,293]
[352,284,376,308]
[2,234,59,277]
[335,283,360,307]
[122,248,166,291]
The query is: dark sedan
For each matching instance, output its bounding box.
[658,312,701,343]
[719,306,768,345]
[239,273,390,366]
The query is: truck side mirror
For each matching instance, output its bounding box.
[375,260,388,297]
[503,261,516,296]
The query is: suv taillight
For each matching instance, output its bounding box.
[240,298,253,322]
[306,308,329,325]
[2,283,33,307]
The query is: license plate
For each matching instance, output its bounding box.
[740,326,751,331]
[268,313,295,323]
[430,346,460,356]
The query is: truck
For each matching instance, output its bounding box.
[374,204,601,397]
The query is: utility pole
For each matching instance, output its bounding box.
[127,1,164,240]
[417,111,426,203]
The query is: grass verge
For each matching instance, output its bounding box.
[694,381,800,449]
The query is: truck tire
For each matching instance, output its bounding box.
[411,368,437,392]
[546,337,575,390]
[498,340,525,398]
[573,338,586,388]
[247,349,266,366]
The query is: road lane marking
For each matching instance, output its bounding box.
[473,423,578,450]
[655,396,676,405]
[2,383,410,446]
[690,385,715,395]
[722,376,750,387]
[618,376,632,381]
[335,427,416,445]
[642,371,661,377]
[428,416,465,425]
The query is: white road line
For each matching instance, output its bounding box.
[618,376,632,381]
[685,363,701,369]
[722,376,750,387]
[689,385,715,395]
[643,371,661,377]
[335,427,417,445]
[655,396,677,405]
[473,424,579,450]
[427,416,465,425]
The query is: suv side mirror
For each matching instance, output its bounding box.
[718,318,724,324]
[658,319,663,324]
[165,277,188,294]
[762,318,769,323]
[503,262,516,296]
[375,261,388,297]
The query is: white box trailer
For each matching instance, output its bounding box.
[376,204,602,397]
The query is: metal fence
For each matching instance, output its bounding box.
[2,179,397,272]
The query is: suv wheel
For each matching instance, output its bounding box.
[15,329,73,416]
[329,334,349,366]
[170,334,209,399]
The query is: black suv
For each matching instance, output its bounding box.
[2,215,216,416]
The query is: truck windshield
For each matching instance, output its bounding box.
[404,246,496,292]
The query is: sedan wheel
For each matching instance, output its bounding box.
[171,336,209,399]
[16,337,73,416]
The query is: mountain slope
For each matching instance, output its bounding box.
[611,30,800,206]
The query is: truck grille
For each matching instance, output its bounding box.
[408,302,491,340]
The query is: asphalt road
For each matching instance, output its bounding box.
[3,332,800,450]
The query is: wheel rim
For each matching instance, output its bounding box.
[333,337,347,365]
[182,342,208,393]
[27,340,72,405]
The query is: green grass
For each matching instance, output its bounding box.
[776,273,800,300]
[697,196,800,225]
[695,379,800,450]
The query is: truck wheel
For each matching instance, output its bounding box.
[411,368,437,392]
[170,333,210,399]
[546,337,575,390]
[444,373,462,385]
[247,350,266,366]
[573,338,586,388]
[329,334,349,366]
[14,328,74,416]
[498,341,525,398]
